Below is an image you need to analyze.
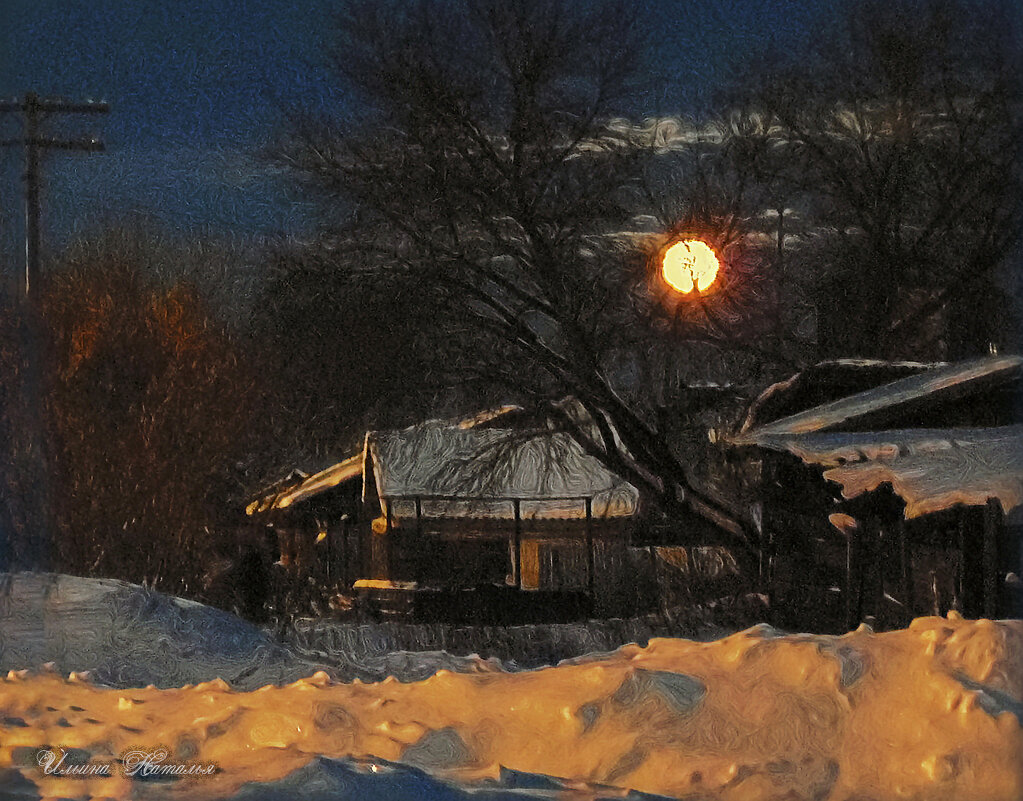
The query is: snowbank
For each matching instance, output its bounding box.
[0,574,501,688]
[0,573,327,690]
[1,606,1021,800]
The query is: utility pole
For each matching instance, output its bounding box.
[0,93,108,570]
[1,92,109,296]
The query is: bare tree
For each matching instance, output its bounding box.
[731,0,1022,359]
[35,227,259,595]
[272,0,748,547]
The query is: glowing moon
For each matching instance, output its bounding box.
[661,239,720,294]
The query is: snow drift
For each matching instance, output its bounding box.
[0,574,1021,800]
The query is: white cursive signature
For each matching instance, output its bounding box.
[121,748,217,778]
[37,749,111,777]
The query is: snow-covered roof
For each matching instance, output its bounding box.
[753,425,1023,519]
[249,454,364,515]
[246,405,638,521]
[245,469,311,515]
[733,355,1023,519]
[734,354,1022,445]
[366,421,638,521]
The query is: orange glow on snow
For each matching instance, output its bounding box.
[1,615,1021,800]
[662,239,720,293]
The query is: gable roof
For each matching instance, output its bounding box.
[366,421,639,520]
[245,405,640,521]
[732,355,1023,519]
[733,354,1022,446]
[264,454,364,513]
[737,359,943,435]
[244,469,310,516]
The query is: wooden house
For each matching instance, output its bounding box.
[247,407,661,621]
[731,354,1023,631]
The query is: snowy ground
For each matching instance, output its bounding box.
[1,573,1021,800]
[0,573,327,690]
[282,592,769,676]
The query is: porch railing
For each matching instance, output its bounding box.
[377,494,599,595]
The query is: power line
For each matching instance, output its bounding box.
[0,92,109,297]
[0,93,109,571]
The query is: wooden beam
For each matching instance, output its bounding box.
[897,515,913,617]
[845,525,862,631]
[863,517,883,623]
[371,501,392,581]
[513,499,522,589]
[983,498,1004,618]
[958,506,984,617]
[648,545,659,618]
[585,497,594,599]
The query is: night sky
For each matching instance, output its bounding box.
[1,0,342,256]
[0,0,951,281]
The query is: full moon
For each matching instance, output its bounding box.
[661,239,720,294]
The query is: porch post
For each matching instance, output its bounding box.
[845,526,862,631]
[983,498,1004,618]
[511,498,521,588]
[370,499,392,581]
[863,516,883,623]
[585,497,595,599]
[897,515,912,616]
[958,507,984,617]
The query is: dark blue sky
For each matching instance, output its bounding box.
[1,0,341,253]
[0,0,842,276]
